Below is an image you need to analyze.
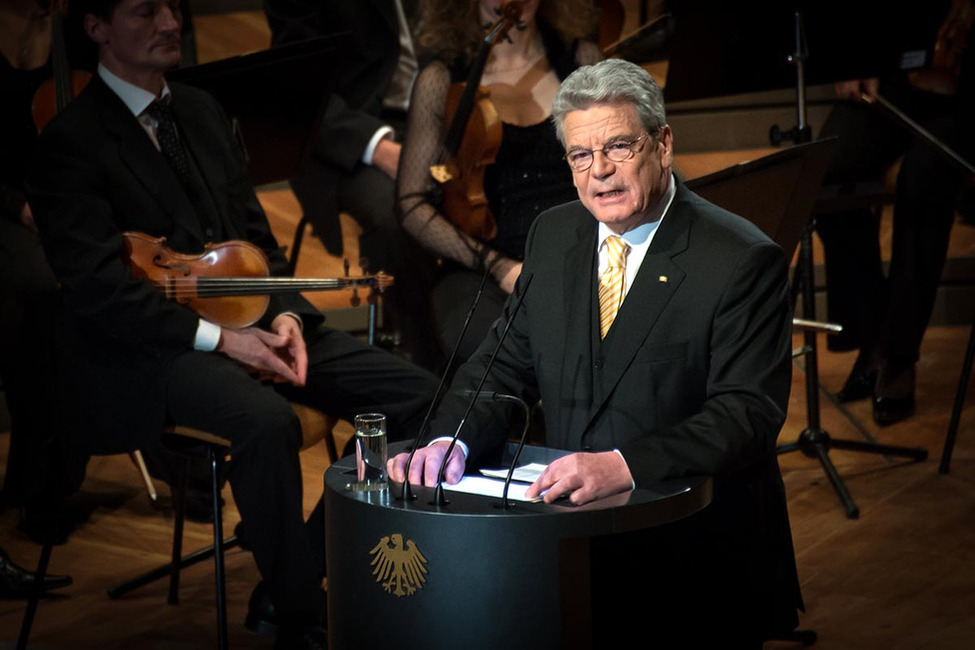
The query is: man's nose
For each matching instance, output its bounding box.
[158,7,181,32]
[589,149,616,178]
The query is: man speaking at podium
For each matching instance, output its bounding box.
[389,59,802,647]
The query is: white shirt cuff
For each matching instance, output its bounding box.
[363,126,394,165]
[194,319,222,351]
[429,436,469,458]
[278,311,303,331]
[613,448,637,490]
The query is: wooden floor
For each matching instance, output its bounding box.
[2,6,975,649]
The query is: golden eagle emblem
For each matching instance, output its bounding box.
[369,533,428,597]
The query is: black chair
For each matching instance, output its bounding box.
[17,407,337,650]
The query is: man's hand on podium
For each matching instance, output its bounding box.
[524,451,634,506]
[387,440,466,486]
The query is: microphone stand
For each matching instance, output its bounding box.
[433,274,533,507]
[772,10,927,521]
[398,265,493,501]
[498,393,532,509]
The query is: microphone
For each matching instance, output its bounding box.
[464,390,532,509]
[397,264,493,501]
[433,273,534,507]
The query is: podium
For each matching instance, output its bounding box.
[324,442,712,649]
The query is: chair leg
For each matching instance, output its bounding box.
[17,542,53,650]
[105,437,235,650]
[209,446,229,650]
[324,427,340,464]
[288,214,311,276]
[168,455,191,605]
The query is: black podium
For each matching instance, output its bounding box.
[324,442,712,650]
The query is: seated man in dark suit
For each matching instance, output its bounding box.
[26,1,437,648]
[389,58,802,647]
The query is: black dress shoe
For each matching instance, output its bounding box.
[836,367,878,403]
[873,393,916,426]
[245,581,278,635]
[0,548,72,599]
[873,362,916,426]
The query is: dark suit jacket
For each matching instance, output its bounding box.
[431,180,802,636]
[26,75,321,455]
[264,0,413,253]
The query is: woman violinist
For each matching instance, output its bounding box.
[397,0,602,364]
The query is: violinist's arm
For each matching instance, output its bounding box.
[397,62,522,290]
[834,78,879,102]
[371,136,401,179]
[1,181,37,232]
[27,123,201,350]
[487,254,522,294]
[19,202,36,232]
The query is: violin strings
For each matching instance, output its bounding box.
[157,276,379,298]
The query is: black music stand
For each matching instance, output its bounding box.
[687,138,929,521]
[168,34,347,187]
[670,4,939,519]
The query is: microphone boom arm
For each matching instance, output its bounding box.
[433,274,534,507]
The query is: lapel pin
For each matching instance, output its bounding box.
[658,275,668,283]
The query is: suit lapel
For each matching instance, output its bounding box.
[559,214,597,448]
[92,78,204,243]
[582,187,692,431]
[171,86,228,237]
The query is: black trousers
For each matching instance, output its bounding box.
[429,265,510,368]
[164,325,437,623]
[814,76,968,363]
[0,218,88,511]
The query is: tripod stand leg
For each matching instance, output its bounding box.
[940,319,974,474]
[808,437,860,519]
[829,438,928,461]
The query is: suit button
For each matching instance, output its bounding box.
[594,359,603,370]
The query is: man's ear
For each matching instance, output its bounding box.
[84,14,107,44]
[657,125,674,168]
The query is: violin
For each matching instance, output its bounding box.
[430,0,525,241]
[122,231,393,329]
[908,0,972,96]
[32,0,90,132]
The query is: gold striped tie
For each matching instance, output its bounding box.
[598,235,630,338]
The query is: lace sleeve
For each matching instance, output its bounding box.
[397,62,510,276]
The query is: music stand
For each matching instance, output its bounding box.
[669,4,941,519]
[687,136,929,520]
[168,34,348,187]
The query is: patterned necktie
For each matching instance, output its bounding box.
[598,235,630,339]
[144,99,190,186]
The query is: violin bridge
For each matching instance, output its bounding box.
[430,164,454,183]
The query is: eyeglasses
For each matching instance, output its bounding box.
[563,133,651,172]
